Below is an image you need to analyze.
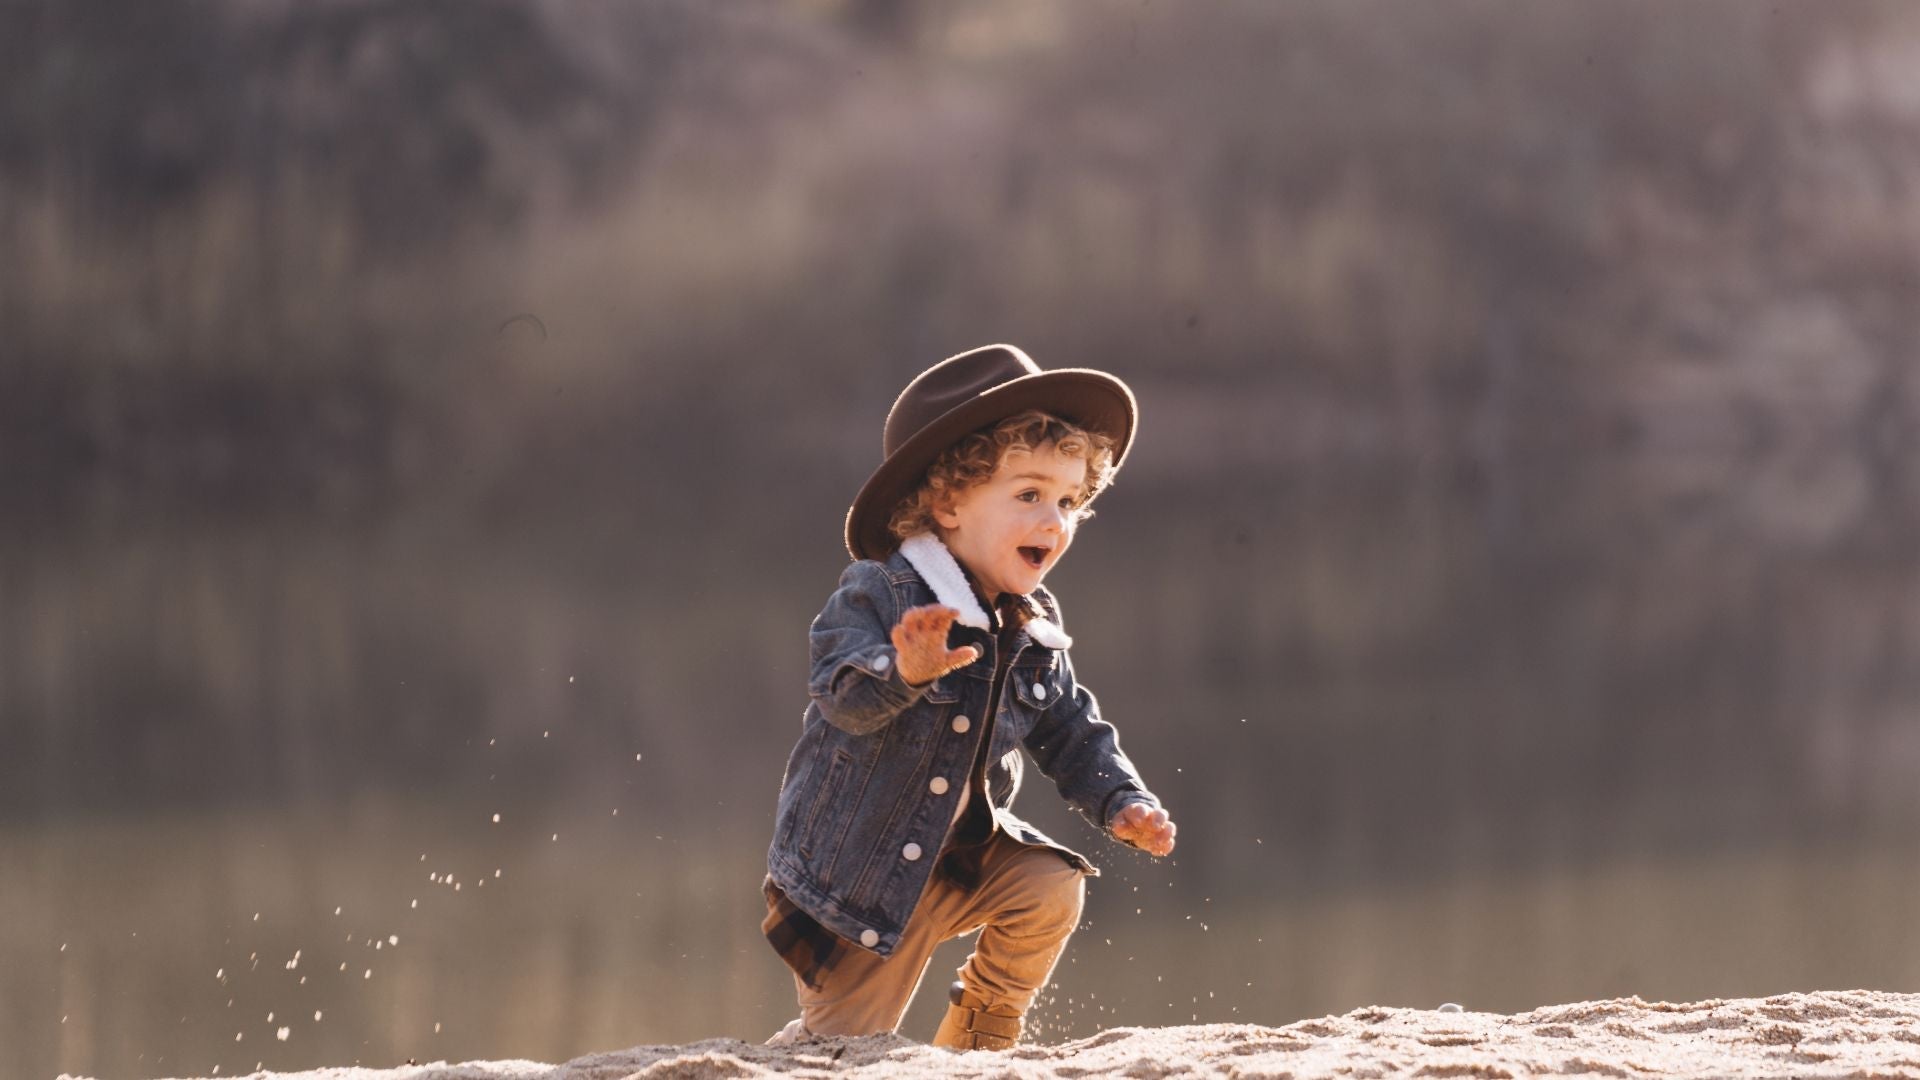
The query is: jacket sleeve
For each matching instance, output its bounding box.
[1021,647,1161,839]
[806,560,931,736]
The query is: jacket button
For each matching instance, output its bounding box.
[859,929,879,947]
[902,843,922,861]
[929,776,949,795]
[1032,682,1048,699]
[951,715,970,733]
[873,653,891,672]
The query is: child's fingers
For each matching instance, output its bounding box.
[890,608,974,685]
[1153,819,1177,855]
[905,604,957,629]
[921,647,975,681]
[1124,813,1175,855]
[898,605,959,642]
[893,615,934,647]
[1112,805,1176,855]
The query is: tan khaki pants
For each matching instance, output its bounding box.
[792,831,1086,1042]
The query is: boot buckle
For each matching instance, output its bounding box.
[945,981,1022,1047]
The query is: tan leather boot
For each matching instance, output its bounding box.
[932,981,1023,1051]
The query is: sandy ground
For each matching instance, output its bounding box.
[132,990,1920,1080]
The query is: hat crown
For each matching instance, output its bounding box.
[883,345,1041,457]
[846,342,1135,561]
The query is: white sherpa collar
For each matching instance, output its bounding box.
[897,532,1074,650]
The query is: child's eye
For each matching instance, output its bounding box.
[1058,497,1075,510]
[1017,490,1039,502]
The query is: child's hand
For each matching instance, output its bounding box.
[890,604,981,686]
[1110,802,1176,856]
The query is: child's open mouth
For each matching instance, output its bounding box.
[1019,546,1048,569]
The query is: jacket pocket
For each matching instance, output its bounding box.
[1010,656,1060,713]
[799,749,855,860]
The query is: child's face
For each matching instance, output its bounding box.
[934,441,1089,600]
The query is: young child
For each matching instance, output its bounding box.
[763,344,1177,1051]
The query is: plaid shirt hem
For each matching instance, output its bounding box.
[761,875,847,990]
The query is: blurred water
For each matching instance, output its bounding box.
[9,450,1920,1078]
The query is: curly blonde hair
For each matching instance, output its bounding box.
[887,410,1119,543]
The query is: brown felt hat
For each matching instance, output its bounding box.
[845,344,1137,562]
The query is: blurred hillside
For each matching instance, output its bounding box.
[7,2,1919,509]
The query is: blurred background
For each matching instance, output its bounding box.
[8,0,1920,1076]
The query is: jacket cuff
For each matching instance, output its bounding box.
[1100,786,1160,831]
[854,645,930,711]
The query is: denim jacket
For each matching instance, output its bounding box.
[766,533,1159,959]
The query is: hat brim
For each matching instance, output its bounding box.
[844,368,1137,562]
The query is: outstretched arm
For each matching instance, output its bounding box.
[1023,650,1173,855]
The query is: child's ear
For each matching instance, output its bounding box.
[932,496,961,531]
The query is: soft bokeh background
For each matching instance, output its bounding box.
[8,1,1920,1076]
